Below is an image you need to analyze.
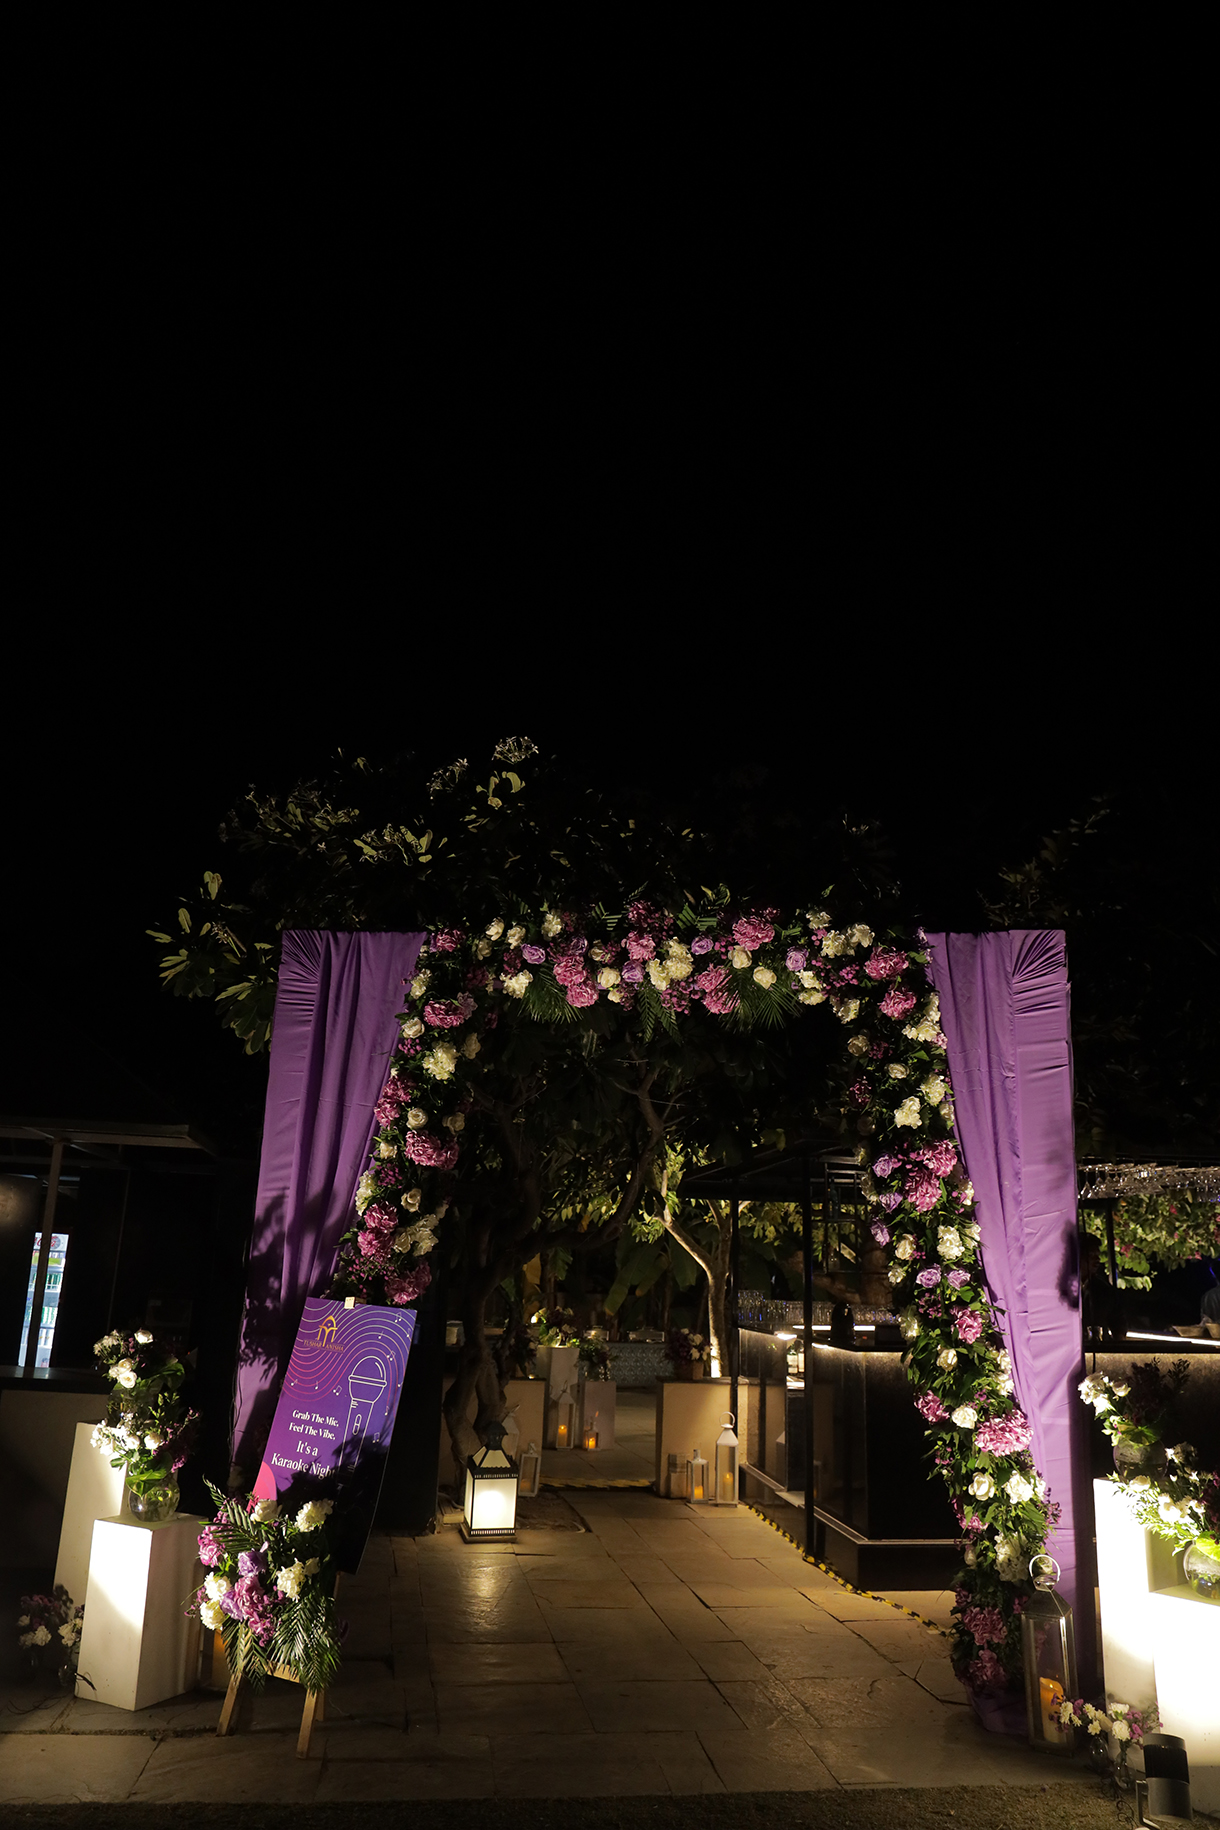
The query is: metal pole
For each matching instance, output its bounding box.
[105,1162,131,1333]
[729,1188,740,1492]
[802,1151,815,1558]
[1104,1199,1119,1289]
[23,1137,65,1378]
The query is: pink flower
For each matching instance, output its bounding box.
[912,1140,959,1177]
[954,1307,987,1344]
[690,935,715,955]
[785,948,808,971]
[915,1391,949,1422]
[915,1265,943,1287]
[877,1189,903,1212]
[879,985,917,1021]
[966,1649,1007,1693]
[733,916,775,949]
[694,965,737,1014]
[553,955,589,986]
[401,1131,460,1170]
[873,1154,902,1178]
[974,1411,1032,1455]
[566,978,599,1008]
[374,1079,410,1126]
[385,1261,433,1305]
[363,1202,398,1234]
[625,932,657,961]
[423,995,475,1028]
[522,945,546,965]
[430,928,462,953]
[864,947,908,981]
[358,1230,393,1263]
[905,1165,943,1212]
[870,1220,891,1247]
[947,1268,970,1289]
[961,1604,1006,1647]
[197,1525,225,1568]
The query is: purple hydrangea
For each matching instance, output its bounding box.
[974,1410,1032,1456]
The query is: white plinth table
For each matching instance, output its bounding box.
[77,1512,204,1710]
[54,1421,127,1609]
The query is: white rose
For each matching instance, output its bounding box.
[542,913,562,938]
[406,1107,429,1129]
[970,1472,994,1500]
[894,1235,916,1261]
[402,1188,422,1211]
[506,926,526,947]
[938,1227,964,1262]
[250,1497,280,1524]
[410,973,430,997]
[963,1545,977,1567]
[135,1330,154,1344]
[730,946,752,969]
[937,1347,958,1370]
[144,1433,163,1452]
[1111,1381,1130,1398]
[401,1017,424,1039]
[920,1076,947,1105]
[888,1266,907,1285]
[597,968,621,988]
[1005,1472,1034,1503]
[837,999,861,1023]
[485,920,504,940]
[951,1405,978,1429]
[442,1113,465,1133]
[504,971,532,999]
[475,938,493,959]
[847,1034,870,1057]
[887,1064,908,1080]
[608,988,624,1003]
[204,1572,232,1601]
[114,1365,137,1390]
[462,1033,481,1057]
[894,1097,922,1128]
[1128,1474,1150,1492]
[753,966,776,988]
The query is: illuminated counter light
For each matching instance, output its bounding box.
[77,1513,205,1710]
[1094,1479,1220,1813]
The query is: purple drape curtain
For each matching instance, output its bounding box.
[926,929,1095,1685]
[230,929,425,1477]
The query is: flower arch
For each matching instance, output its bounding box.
[333,901,1053,1698]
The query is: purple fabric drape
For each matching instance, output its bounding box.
[230,929,424,1477]
[926,930,1095,1686]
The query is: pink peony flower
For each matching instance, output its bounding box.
[879,985,917,1021]
[625,932,657,961]
[974,1411,1032,1455]
[430,928,462,952]
[954,1307,987,1344]
[864,947,909,981]
[363,1202,398,1234]
[915,1391,949,1422]
[912,1140,959,1178]
[423,995,476,1028]
[733,916,775,949]
[374,1079,410,1126]
[401,1131,460,1170]
[905,1165,943,1212]
[385,1261,433,1305]
[553,956,589,987]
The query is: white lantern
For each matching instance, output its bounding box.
[518,1440,541,1498]
[462,1419,519,1542]
[666,1453,690,1501]
[714,1411,739,1506]
[553,1384,576,1450]
[688,1447,708,1504]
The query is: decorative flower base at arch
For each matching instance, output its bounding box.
[330,902,1053,1701]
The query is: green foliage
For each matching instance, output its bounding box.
[1080,1192,1220,1290]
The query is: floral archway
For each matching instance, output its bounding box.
[332,901,1062,1702]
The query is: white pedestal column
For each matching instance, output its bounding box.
[54,1422,127,1609]
[537,1345,579,1448]
[1093,1478,1162,1710]
[77,1513,203,1710]
[655,1379,751,1495]
[1149,1584,1220,1813]
[579,1379,616,1449]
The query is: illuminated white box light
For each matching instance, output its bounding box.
[1150,1586,1220,1814]
[77,1513,203,1710]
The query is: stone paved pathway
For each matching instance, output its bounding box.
[0,1482,1100,1805]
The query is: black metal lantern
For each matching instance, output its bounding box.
[1136,1733,1192,1828]
[462,1419,520,1542]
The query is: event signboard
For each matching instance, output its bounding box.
[252,1298,416,1570]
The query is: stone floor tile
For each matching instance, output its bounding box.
[0,1732,157,1803]
[688,1640,773,1681]
[697,1722,838,1791]
[716,1676,810,1732]
[536,1600,678,1645]
[692,1584,819,1611]
[753,1638,895,1683]
[425,1601,552,1644]
[608,1552,682,1586]
[558,1638,703,1682]
[528,1578,649,1609]
[518,1556,628,1583]
[316,1727,495,1799]
[0,1689,72,1733]
[429,1641,568,1686]
[842,1615,946,1661]
[809,1589,898,1621]
[60,1692,224,1734]
[877,1587,957,1629]
[435,1679,593,1736]
[912,1655,966,1702]
[804,1712,1088,1788]
[491,1730,679,1797]
[571,1677,744,1736]
[639,1596,741,1644]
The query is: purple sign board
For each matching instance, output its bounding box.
[252,1299,416,1570]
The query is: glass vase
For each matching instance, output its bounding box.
[127,1475,179,1523]
[1183,1537,1220,1601]
[1112,1437,1167,1478]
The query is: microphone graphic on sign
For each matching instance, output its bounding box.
[344,1355,388,1460]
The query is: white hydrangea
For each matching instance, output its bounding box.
[888,1266,906,1285]
[820,931,850,958]
[410,972,430,997]
[541,912,562,938]
[920,1075,947,1105]
[355,1173,377,1214]
[506,926,526,947]
[798,990,825,1005]
[938,1226,964,1262]
[423,1043,458,1078]
[503,972,532,1000]
[1005,1472,1034,1503]
[666,941,693,980]
[899,1309,919,1341]
[295,1498,334,1532]
[275,1561,307,1599]
[894,1097,922,1128]
[807,909,830,927]
[200,1598,227,1631]
[204,1572,232,1601]
[648,958,671,989]
[250,1496,280,1524]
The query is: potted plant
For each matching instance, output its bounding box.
[665,1327,709,1380]
[92,1328,200,1521]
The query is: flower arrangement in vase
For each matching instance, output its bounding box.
[189,1483,343,1694]
[666,1328,709,1379]
[92,1328,200,1520]
[15,1586,83,1688]
[1078,1362,1219,1553]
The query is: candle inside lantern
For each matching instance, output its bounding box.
[556,1418,569,1448]
[1039,1677,1068,1742]
[583,1429,599,1450]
